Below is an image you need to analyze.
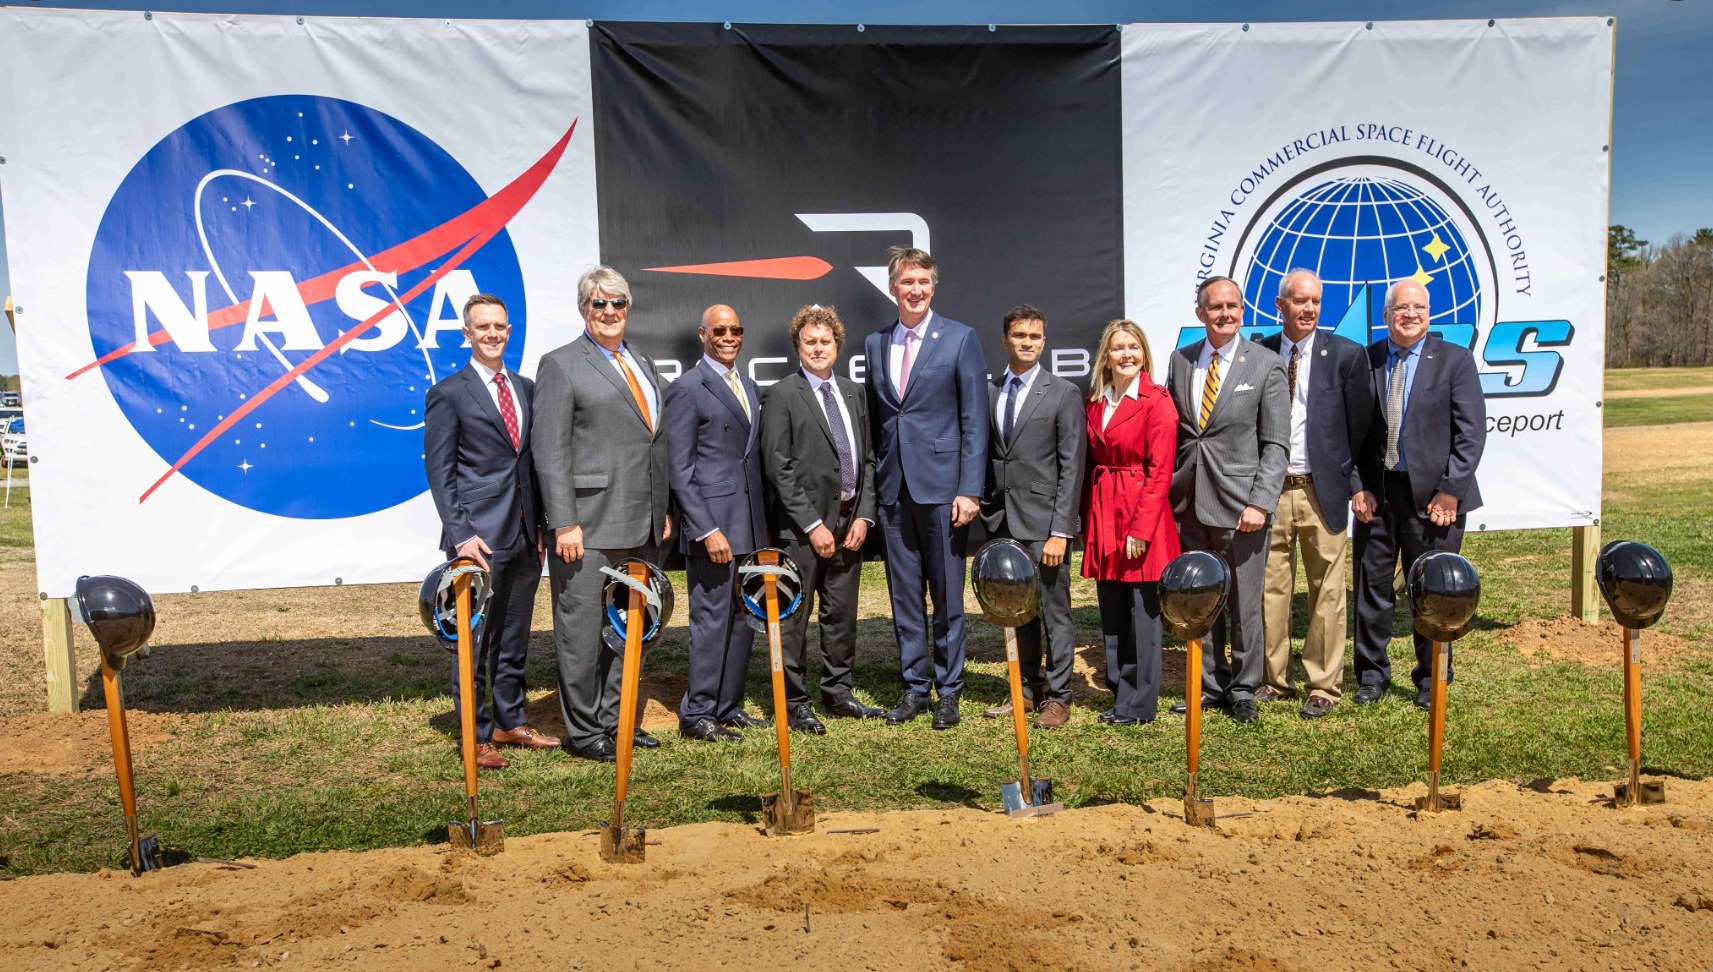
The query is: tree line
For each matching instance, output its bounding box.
[1607,225,1713,367]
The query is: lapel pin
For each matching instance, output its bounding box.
[1320,349,1327,356]
[931,332,939,339]
[1238,356,1246,363]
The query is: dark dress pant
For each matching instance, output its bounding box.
[448,528,540,745]
[990,525,1075,705]
[1353,470,1466,691]
[548,542,657,752]
[1096,580,1163,721]
[778,512,866,710]
[1179,509,1270,704]
[878,493,967,699]
[678,554,756,727]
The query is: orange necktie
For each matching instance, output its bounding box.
[615,352,653,433]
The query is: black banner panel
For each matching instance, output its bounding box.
[590,22,1123,387]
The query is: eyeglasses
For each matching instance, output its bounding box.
[587,298,630,310]
[705,326,744,337]
[1387,303,1429,315]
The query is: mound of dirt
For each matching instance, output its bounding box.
[0,710,178,776]
[1500,614,1694,667]
[4,777,1713,971]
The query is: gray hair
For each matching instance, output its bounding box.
[1383,278,1430,311]
[577,265,632,304]
[1277,268,1321,298]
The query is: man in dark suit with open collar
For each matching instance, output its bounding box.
[974,305,1086,729]
[665,304,770,743]
[863,246,989,730]
[1166,276,1290,725]
[1255,270,1373,719]
[759,305,887,734]
[532,267,673,762]
[423,293,558,770]
[1350,278,1486,710]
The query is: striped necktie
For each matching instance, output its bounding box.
[725,369,751,421]
[1199,353,1221,430]
[1385,347,1410,470]
[615,352,652,433]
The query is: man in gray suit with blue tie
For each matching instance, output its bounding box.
[532,266,673,763]
[1166,276,1290,725]
[665,304,770,743]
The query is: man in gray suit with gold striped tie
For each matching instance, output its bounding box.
[1166,276,1290,725]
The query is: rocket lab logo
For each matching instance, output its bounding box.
[76,95,575,518]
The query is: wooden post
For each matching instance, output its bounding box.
[1571,523,1601,624]
[42,597,79,713]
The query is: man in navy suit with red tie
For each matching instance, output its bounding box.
[423,294,558,770]
[863,247,989,730]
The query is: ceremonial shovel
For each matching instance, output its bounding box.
[1181,634,1216,828]
[969,540,1059,817]
[999,625,1061,817]
[448,562,504,855]
[1407,552,1481,814]
[600,561,651,863]
[100,654,164,874]
[1157,551,1230,829]
[754,550,815,835]
[1597,541,1673,808]
[1417,638,1461,813]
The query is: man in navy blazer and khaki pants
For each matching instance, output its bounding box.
[423,293,559,771]
[665,304,770,743]
[864,246,989,730]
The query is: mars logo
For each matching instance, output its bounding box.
[76,95,574,518]
[1185,156,1572,399]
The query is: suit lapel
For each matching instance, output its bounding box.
[1102,391,1146,437]
[579,337,653,434]
[840,378,867,464]
[1174,344,1201,428]
[1006,372,1050,448]
[987,377,1005,454]
[1402,334,1441,432]
[461,365,514,451]
[1203,339,1251,431]
[698,360,752,432]
[900,317,949,402]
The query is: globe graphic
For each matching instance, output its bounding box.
[1240,175,1482,338]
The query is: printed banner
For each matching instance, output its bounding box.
[0,10,599,595]
[1121,19,1613,531]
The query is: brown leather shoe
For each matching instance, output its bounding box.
[983,699,1036,719]
[1034,700,1071,728]
[474,743,510,770]
[1253,685,1292,702]
[492,725,561,749]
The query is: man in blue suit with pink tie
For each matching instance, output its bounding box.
[863,247,989,730]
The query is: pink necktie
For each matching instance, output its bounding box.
[899,329,921,394]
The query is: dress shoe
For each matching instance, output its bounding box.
[1253,685,1291,703]
[721,711,772,730]
[886,692,933,726]
[823,696,886,720]
[1169,697,1224,716]
[931,694,962,730]
[787,704,828,735]
[492,725,560,749]
[681,717,743,743]
[1300,696,1334,719]
[984,699,1035,719]
[632,729,661,749]
[1034,700,1071,728]
[1105,713,1142,727]
[1099,708,1120,724]
[1415,688,1433,711]
[1352,683,1387,705]
[566,736,616,763]
[1230,699,1261,724]
[474,742,510,770]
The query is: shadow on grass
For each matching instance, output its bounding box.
[914,781,982,808]
[708,794,763,823]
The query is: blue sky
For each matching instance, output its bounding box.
[1,0,1707,374]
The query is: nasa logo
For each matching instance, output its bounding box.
[78,95,574,517]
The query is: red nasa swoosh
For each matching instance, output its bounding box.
[642,256,833,279]
[129,118,579,504]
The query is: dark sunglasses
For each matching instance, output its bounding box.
[587,298,630,310]
[705,325,744,337]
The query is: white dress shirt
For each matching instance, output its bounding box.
[887,310,936,396]
[995,362,1041,431]
[1101,375,1142,431]
[1279,330,1314,475]
[469,358,527,432]
[594,340,658,428]
[802,368,873,531]
[1191,335,1240,419]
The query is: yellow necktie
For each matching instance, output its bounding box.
[1199,353,1221,430]
[725,369,750,421]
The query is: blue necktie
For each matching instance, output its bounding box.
[1002,375,1022,447]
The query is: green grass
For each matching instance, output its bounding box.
[1604,366,1713,393]
[1605,393,1713,427]
[1,424,1710,876]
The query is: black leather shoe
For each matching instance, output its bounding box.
[886,692,933,726]
[787,704,827,735]
[1169,697,1223,716]
[1352,683,1387,705]
[1415,688,1432,711]
[721,711,772,730]
[681,717,743,742]
[1099,708,1121,724]
[632,729,660,749]
[1106,713,1142,727]
[1230,699,1261,724]
[823,696,886,720]
[567,736,617,763]
[931,694,962,730]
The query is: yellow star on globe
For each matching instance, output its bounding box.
[1421,232,1452,264]
[1411,265,1436,287]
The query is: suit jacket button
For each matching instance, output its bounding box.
[724,424,731,431]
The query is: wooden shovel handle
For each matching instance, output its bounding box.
[1624,628,1642,763]
[1185,638,1202,776]
[761,550,791,775]
[100,658,138,819]
[1427,641,1447,775]
[455,575,479,802]
[1004,628,1030,787]
[614,562,648,804]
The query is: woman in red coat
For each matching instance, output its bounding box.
[1081,320,1180,724]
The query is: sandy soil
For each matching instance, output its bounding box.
[1500,616,1695,669]
[0,711,178,776]
[4,777,1712,972]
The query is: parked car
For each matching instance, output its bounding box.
[0,391,19,407]
[2,417,25,466]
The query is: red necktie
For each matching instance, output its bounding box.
[494,372,520,451]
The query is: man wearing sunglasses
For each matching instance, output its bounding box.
[532,266,674,762]
[664,305,770,742]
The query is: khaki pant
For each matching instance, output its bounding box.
[1263,480,1347,701]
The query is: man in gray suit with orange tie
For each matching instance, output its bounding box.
[531,266,673,763]
[665,304,769,743]
[1166,276,1290,725]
